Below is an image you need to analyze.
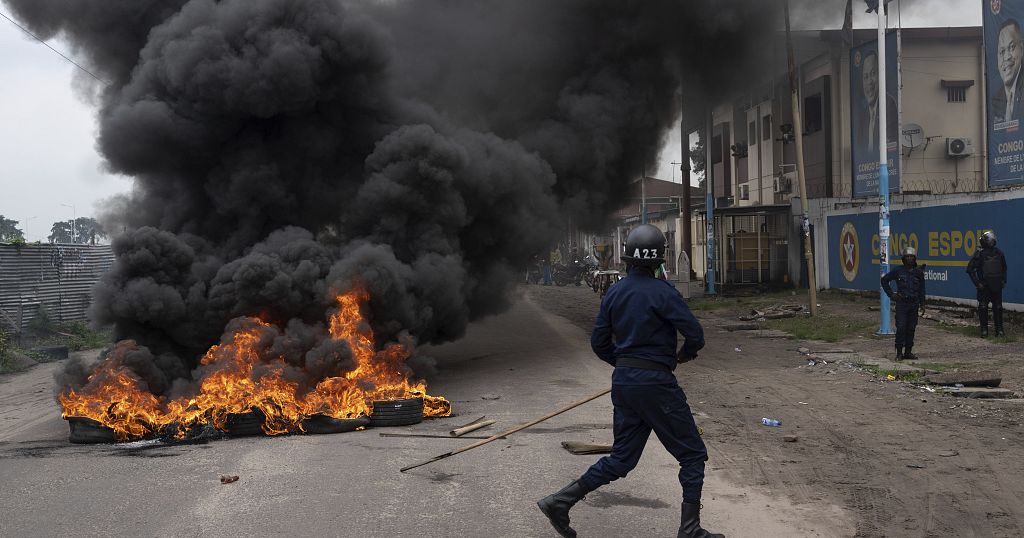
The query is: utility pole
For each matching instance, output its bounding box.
[705,108,716,296]
[641,165,648,224]
[783,0,818,316]
[870,0,895,335]
[681,90,694,278]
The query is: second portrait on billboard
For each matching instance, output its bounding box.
[850,31,901,198]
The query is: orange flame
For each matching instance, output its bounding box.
[59,288,451,440]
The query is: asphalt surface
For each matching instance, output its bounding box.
[0,295,848,537]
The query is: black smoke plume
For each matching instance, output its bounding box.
[3,0,777,395]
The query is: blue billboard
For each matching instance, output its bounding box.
[985,0,1024,187]
[828,198,1021,305]
[850,31,900,198]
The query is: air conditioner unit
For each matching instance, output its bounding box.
[773,172,794,193]
[946,137,973,158]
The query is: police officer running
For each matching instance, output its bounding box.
[967,231,1008,337]
[881,247,926,360]
[536,225,722,538]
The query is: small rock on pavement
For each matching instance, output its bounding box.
[783,435,799,443]
[220,475,240,484]
[938,450,959,457]
[481,394,501,400]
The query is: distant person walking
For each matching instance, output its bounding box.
[542,250,553,286]
[967,231,1008,337]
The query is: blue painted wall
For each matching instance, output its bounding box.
[827,198,1021,304]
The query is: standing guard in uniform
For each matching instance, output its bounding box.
[967,231,1008,337]
[881,247,926,360]
[536,225,723,538]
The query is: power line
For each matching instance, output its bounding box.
[0,9,109,85]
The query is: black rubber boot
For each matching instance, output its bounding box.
[678,502,725,538]
[903,346,918,361]
[537,480,590,537]
[994,308,1006,337]
[894,345,903,361]
[979,308,989,337]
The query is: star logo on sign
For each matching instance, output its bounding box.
[844,234,855,268]
[839,223,860,283]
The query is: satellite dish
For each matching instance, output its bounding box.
[901,123,925,149]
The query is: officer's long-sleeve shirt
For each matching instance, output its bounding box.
[591,268,705,385]
[967,247,1008,287]
[881,266,925,304]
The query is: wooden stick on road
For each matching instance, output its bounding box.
[379,432,497,440]
[450,419,495,437]
[400,387,611,473]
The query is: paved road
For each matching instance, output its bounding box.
[0,296,848,537]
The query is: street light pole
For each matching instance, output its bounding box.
[874,2,895,335]
[61,203,76,244]
[24,216,36,242]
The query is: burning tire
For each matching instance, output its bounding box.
[302,415,370,434]
[369,398,424,427]
[67,417,117,444]
[224,410,266,437]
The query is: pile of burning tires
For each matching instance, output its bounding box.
[66,397,426,444]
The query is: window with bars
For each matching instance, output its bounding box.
[941,80,973,104]
[946,86,967,103]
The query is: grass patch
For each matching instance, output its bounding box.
[688,289,810,313]
[765,313,877,342]
[687,298,739,312]
[0,355,17,375]
[33,322,114,352]
[859,364,929,383]
[934,323,1018,343]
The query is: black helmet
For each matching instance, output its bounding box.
[621,224,666,267]
[980,231,997,248]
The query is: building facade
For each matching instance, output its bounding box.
[696,25,1022,308]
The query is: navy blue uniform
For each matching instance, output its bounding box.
[579,267,708,503]
[967,246,1008,312]
[881,265,926,349]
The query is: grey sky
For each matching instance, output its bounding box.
[0,22,129,242]
[0,1,980,241]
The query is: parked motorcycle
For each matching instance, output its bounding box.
[581,256,599,289]
[553,261,587,286]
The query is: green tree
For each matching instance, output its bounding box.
[0,216,25,243]
[689,131,706,190]
[48,217,109,244]
[73,217,108,245]
[48,220,74,244]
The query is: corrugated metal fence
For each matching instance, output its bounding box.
[0,243,114,332]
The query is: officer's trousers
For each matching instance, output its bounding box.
[894,301,919,348]
[579,383,708,502]
[978,279,1004,314]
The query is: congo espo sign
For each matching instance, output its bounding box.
[827,198,1021,306]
